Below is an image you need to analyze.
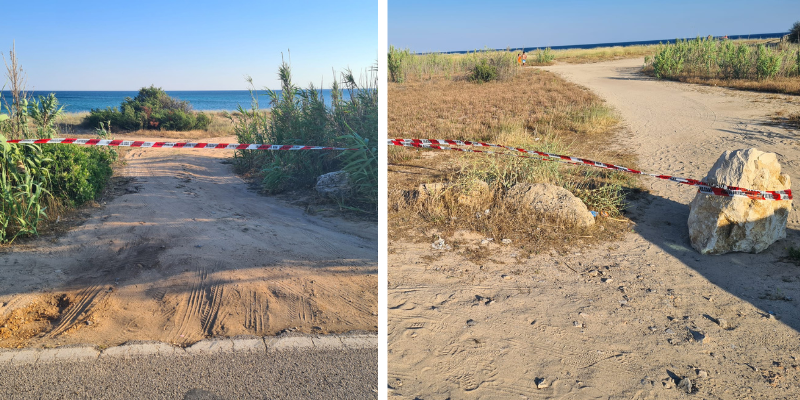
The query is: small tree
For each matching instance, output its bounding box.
[790,21,800,44]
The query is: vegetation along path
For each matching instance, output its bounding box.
[0,134,377,349]
[388,58,800,399]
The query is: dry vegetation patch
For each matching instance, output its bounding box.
[551,45,657,64]
[772,109,800,129]
[389,68,640,257]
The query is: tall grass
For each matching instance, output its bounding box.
[645,37,800,81]
[531,47,555,64]
[230,59,378,209]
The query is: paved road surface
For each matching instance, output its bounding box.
[0,336,377,399]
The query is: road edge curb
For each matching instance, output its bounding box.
[0,333,377,366]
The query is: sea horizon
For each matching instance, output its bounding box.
[420,31,790,55]
[0,89,352,113]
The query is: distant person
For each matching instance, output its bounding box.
[517,53,522,65]
[522,52,527,66]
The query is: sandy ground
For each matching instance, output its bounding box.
[0,135,377,348]
[388,59,800,399]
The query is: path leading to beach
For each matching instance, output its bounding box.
[0,136,377,349]
[388,60,800,399]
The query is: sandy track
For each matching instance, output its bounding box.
[388,60,800,399]
[0,136,377,348]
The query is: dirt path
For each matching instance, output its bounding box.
[0,136,377,348]
[388,59,800,399]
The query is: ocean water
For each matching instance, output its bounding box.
[436,32,789,54]
[1,89,350,113]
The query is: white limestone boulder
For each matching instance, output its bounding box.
[688,149,792,254]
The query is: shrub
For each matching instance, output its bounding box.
[84,86,208,131]
[43,145,116,207]
[0,136,116,243]
[470,59,498,83]
[790,21,800,44]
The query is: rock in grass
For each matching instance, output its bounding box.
[688,149,792,255]
[456,180,490,206]
[315,171,351,198]
[505,183,594,229]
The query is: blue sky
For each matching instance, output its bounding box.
[1,0,377,90]
[390,0,800,53]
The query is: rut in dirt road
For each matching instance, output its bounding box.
[0,140,377,348]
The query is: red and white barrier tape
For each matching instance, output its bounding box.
[389,138,793,201]
[5,138,357,151]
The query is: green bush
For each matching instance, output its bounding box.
[790,21,800,44]
[43,145,116,207]
[84,86,209,131]
[470,59,498,83]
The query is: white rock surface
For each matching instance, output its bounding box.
[505,183,595,228]
[688,148,792,254]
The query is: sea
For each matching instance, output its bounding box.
[436,32,789,54]
[0,89,350,114]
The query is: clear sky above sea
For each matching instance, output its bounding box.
[1,0,376,90]
[390,0,800,53]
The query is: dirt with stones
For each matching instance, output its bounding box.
[388,59,800,399]
[0,135,377,349]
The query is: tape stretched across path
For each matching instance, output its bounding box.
[389,138,793,201]
[5,138,358,151]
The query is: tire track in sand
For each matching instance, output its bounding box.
[46,285,107,338]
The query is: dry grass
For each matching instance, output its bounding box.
[55,110,239,139]
[550,45,657,64]
[389,69,639,256]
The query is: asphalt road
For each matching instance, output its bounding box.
[0,348,377,399]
